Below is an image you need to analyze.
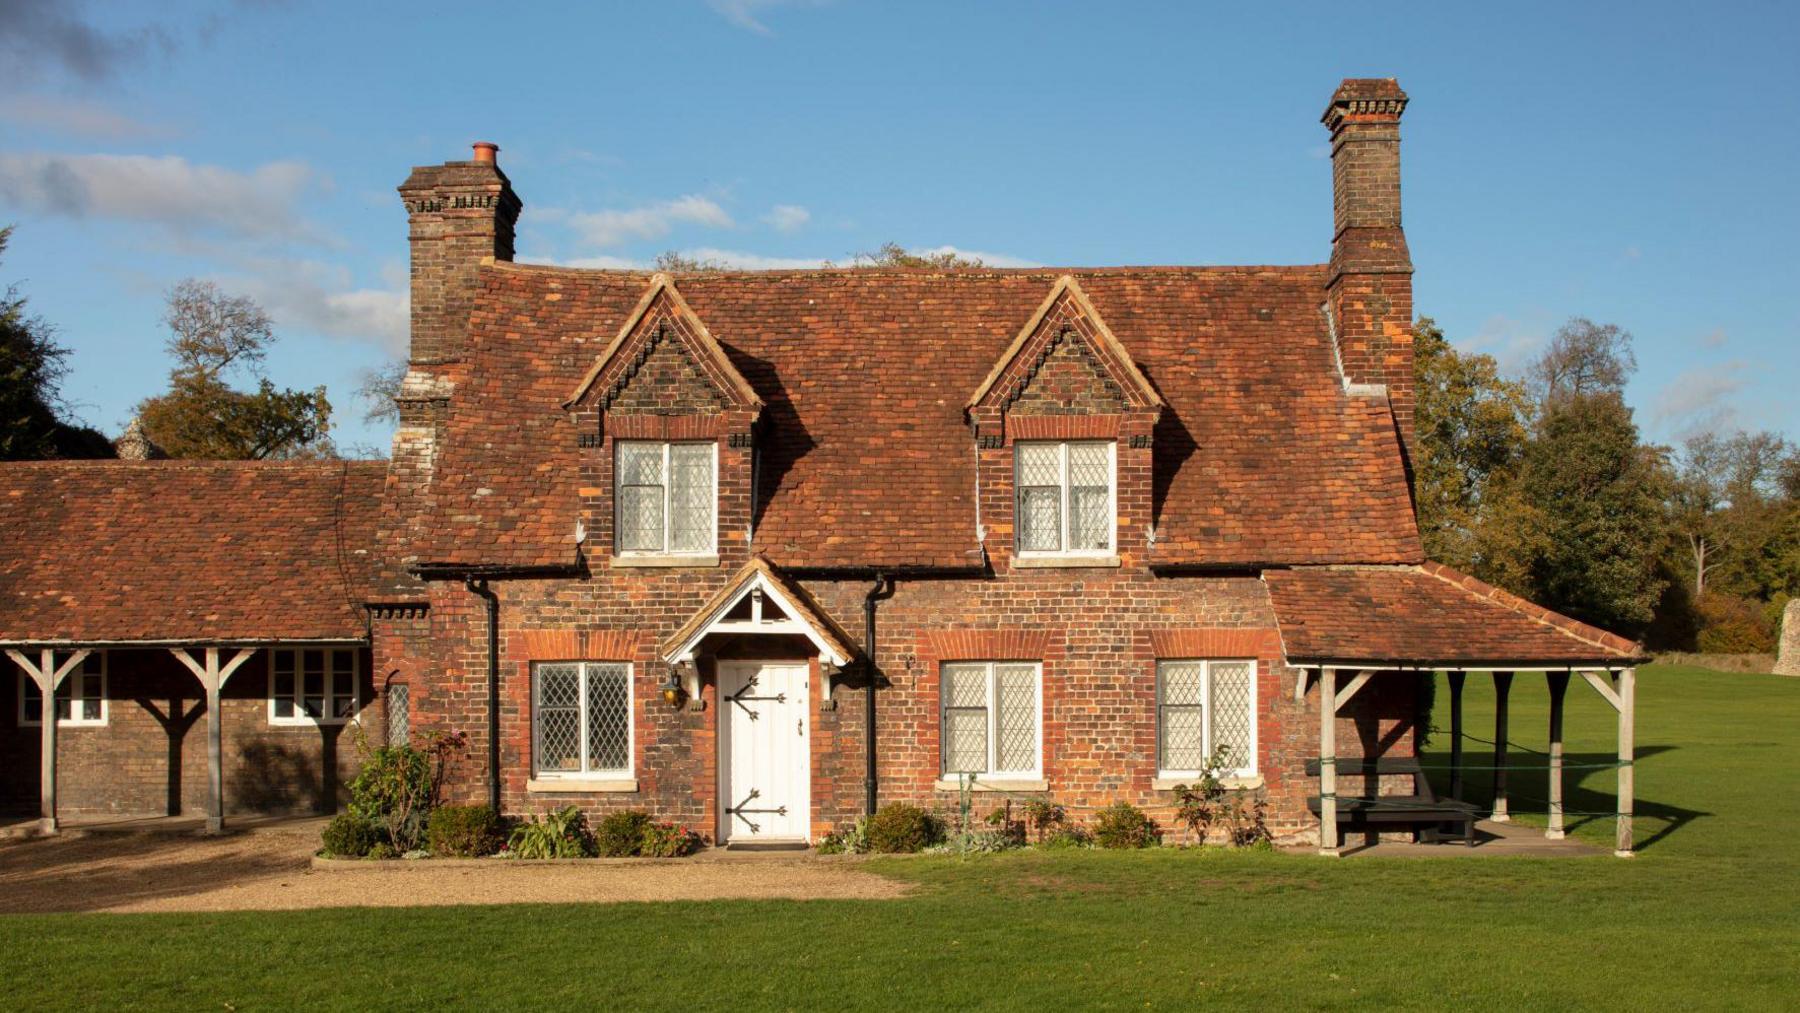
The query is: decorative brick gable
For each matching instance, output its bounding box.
[1007,332,1128,416]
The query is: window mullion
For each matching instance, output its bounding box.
[1201,662,1213,759]
[661,445,672,553]
[577,664,591,774]
[1060,444,1072,553]
[987,664,998,775]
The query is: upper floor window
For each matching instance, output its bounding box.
[1156,659,1256,778]
[19,651,106,727]
[270,647,360,726]
[1016,441,1114,556]
[616,442,716,555]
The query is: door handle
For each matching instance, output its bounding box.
[797,718,804,736]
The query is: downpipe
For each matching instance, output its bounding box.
[863,573,895,816]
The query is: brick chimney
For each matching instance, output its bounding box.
[397,143,521,366]
[1322,79,1416,472]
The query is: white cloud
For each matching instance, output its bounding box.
[0,94,165,140]
[706,0,832,36]
[0,152,323,241]
[1650,360,1750,438]
[1461,313,1550,375]
[206,257,409,354]
[566,195,733,248]
[1700,327,1727,349]
[518,253,645,270]
[762,204,810,232]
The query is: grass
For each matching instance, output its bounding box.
[2,663,1796,1010]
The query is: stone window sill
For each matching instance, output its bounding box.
[1011,554,1120,569]
[1152,775,1263,791]
[933,778,1049,792]
[526,778,639,794]
[612,554,720,569]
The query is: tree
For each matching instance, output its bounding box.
[356,359,406,427]
[136,280,333,459]
[842,243,985,269]
[0,226,111,460]
[1410,318,1532,572]
[1514,377,1670,634]
[653,250,728,273]
[1527,317,1637,407]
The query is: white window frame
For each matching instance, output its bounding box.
[939,660,1044,780]
[1014,440,1116,558]
[531,661,635,781]
[614,440,719,557]
[19,651,107,728]
[1156,658,1258,779]
[267,647,362,727]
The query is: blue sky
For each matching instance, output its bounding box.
[2,0,1796,454]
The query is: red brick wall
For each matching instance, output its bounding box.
[1,648,373,818]
[400,567,1422,846]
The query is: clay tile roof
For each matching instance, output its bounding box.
[418,263,1423,570]
[1266,563,1647,666]
[0,460,384,643]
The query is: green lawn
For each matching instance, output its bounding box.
[2,664,1796,1010]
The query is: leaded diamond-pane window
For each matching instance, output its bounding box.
[533,662,633,779]
[1157,659,1257,777]
[940,661,1041,778]
[18,651,107,728]
[1014,441,1113,556]
[615,442,714,555]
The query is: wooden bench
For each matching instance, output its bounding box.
[1305,756,1480,847]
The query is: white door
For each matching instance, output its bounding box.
[718,661,810,843]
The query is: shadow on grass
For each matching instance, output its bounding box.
[1421,744,1709,852]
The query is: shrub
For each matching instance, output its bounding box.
[817,817,870,855]
[1039,825,1093,849]
[427,804,503,857]
[1092,802,1162,849]
[506,806,595,859]
[1697,592,1776,653]
[864,803,943,854]
[1023,799,1070,844]
[640,821,705,858]
[344,729,465,852]
[321,813,378,858]
[595,810,655,857]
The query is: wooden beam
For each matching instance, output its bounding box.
[1616,668,1636,858]
[1319,668,1340,856]
[170,646,258,834]
[6,648,89,834]
[1447,671,1466,802]
[1491,671,1514,822]
[1333,669,1375,712]
[1546,671,1571,840]
[1581,670,1623,712]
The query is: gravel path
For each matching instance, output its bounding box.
[0,820,907,914]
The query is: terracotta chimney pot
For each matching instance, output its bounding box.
[472,141,499,164]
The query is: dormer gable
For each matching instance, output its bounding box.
[967,275,1161,443]
[565,273,763,416]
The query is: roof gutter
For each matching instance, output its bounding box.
[1286,657,1648,671]
[412,562,584,581]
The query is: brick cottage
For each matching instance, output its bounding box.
[2,80,1648,854]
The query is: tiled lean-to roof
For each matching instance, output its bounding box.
[418,263,1424,570]
[0,460,384,643]
[1265,563,1646,666]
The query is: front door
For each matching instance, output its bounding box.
[718,662,810,844]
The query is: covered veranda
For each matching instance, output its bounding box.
[0,459,387,834]
[1266,563,1650,858]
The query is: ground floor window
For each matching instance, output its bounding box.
[269,648,359,725]
[532,662,633,779]
[1157,659,1256,777]
[19,651,107,727]
[385,683,410,746]
[941,661,1042,779]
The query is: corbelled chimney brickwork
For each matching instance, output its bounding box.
[398,144,521,367]
[1323,78,1416,473]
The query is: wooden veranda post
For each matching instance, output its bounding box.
[6,648,91,834]
[1447,671,1466,801]
[1319,667,1339,856]
[1491,671,1514,822]
[1616,667,1636,857]
[171,647,256,834]
[1546,671,1571,840]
